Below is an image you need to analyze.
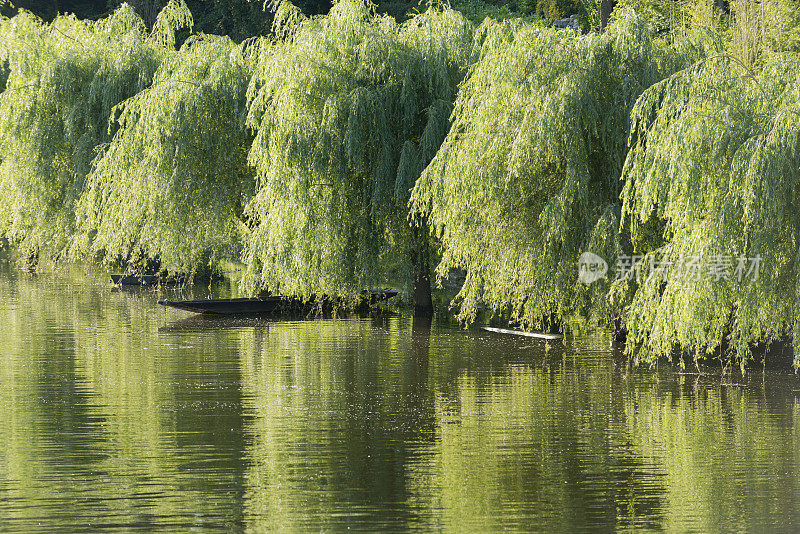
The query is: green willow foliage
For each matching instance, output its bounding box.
[616,0,800,66]
[75,34,255,272]
[0,1,191,262]
[1,0,798,368]
[411,11,686,330]
[621,53,800,368]
[243,0,475,298]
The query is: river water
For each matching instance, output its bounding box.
[1,262,799,532]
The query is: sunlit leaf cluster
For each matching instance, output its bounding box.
[0,1,191,262]
[75,33,256,272]
[620,52,800,367]
[243,0,476,297]
[0,0,799,367]
[411,10,686,331]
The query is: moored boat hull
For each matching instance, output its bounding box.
[157,290,398,316]
[111,273,185,286]
[158,297,290,315]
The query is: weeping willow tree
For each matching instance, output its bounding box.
[74,33,256,274]
[0,1,192,266]
[243,0,475,310]
[620,52,800,368]
[410,10,688,331]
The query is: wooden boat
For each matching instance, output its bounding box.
[111,273,185,287]
[158,296,288,315]
[158,289,398,316]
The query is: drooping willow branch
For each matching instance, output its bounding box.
[620,47,800,369]
[241,0,476,299]
[410,9,688,331]
[0,2,190,260]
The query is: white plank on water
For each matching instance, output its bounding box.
[482,326,562,340]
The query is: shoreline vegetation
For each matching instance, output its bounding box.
[0,0,798,370]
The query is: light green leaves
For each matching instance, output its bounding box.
[0,5,169,260]
[149,0,194,49]
[621,52,800,367]
[243,0,476,298]
[76,34,256,273]
[411,10,683,331]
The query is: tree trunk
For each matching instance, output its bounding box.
[600,0,616,32]
[411,239,433,317]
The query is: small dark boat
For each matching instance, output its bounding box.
[111,273,185,287]
[158,296,288,315]
[158,289,398,316]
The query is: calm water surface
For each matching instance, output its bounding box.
[1,262,800,532]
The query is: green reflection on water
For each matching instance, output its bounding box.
[0,263,799,532]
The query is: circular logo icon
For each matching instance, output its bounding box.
[578,252,608,284]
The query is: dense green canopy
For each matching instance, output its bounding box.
[0,1,190,263]
[621,52,800,367]
[242,0,475,299]
[75,33,255,273]
[411,10,686,331]
[0,0,798,367]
